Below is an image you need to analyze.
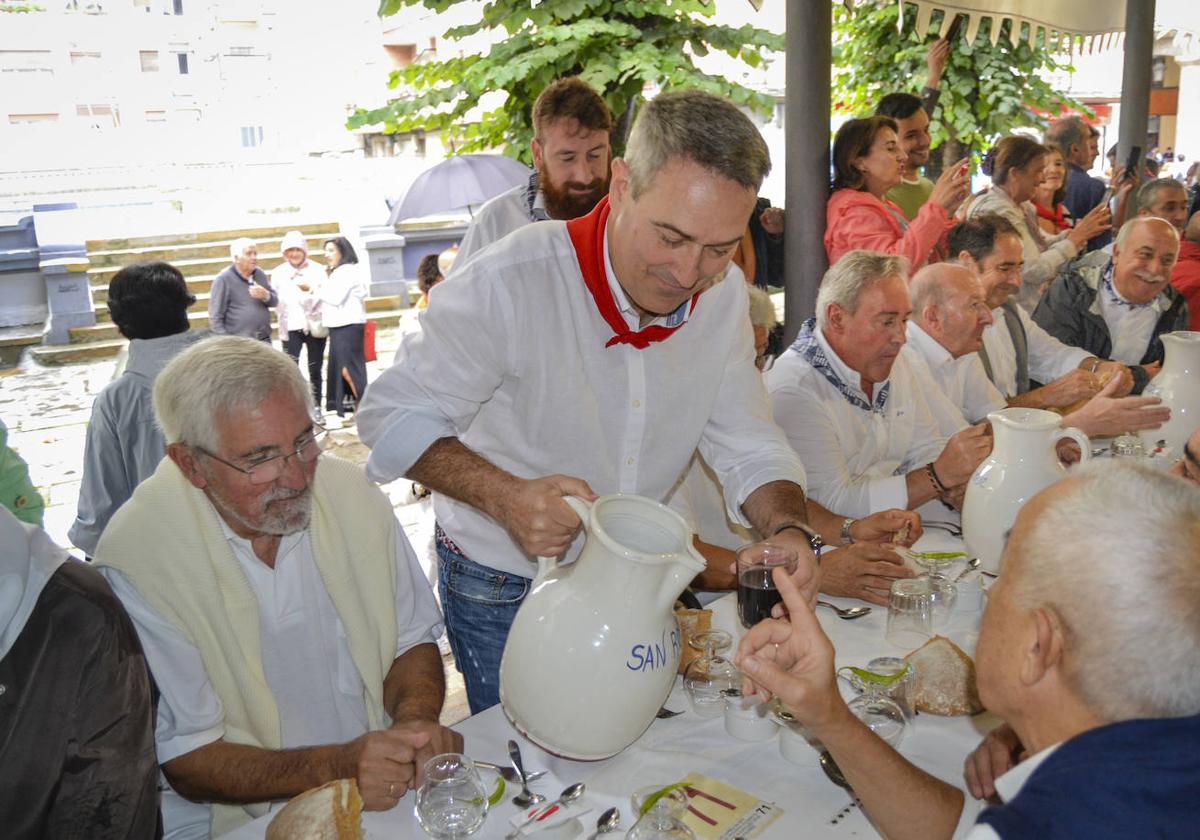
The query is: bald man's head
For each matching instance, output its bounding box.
[909,263,993,358]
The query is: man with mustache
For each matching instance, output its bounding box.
[765,250,992,519]
[454,76,612,266]
[1034,217,1188,394]
[92,336,457,839]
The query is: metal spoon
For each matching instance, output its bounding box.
[819,750,851,790]
[508,783,586,838]
[656,706,684,719]
[817,600,872,620]
[954,557,981,582]
[473,760,546,785]
[588,806,621,840]
[508,740,545,808]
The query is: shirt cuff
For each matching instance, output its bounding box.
[364,408,458,483]
[725,463,808,528]
[157,723,225,765]
[868,474,909,514]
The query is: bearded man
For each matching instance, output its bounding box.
[454,76,612,266]
[93,336,457,839]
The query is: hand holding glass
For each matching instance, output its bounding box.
[736,542,798,628]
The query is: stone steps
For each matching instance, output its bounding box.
[86,234,333,269]
[32,307,408,364]
[84,221,337,253]
[91,292,403,323]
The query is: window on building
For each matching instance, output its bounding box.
[140,50,160,72]
[9,113,59,124]
[229,46,255,57]
[76,104,118,127]
[240,126,265,147]
[70,51,103,65]
[176,52,189,74]
[173,0,184,13]
[145,110,168,123]
[0,50,54,75]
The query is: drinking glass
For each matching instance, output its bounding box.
[627,787,697,840]
[414,753,489,839]
[841,656,916,721]
[922,572,958,629]
[847,693,907,746]
[885,578,933,649]
[736,542,798,628]
[683,630,739,718]
[1112,433,1147,459]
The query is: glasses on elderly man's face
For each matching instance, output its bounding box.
[197,427,325,485]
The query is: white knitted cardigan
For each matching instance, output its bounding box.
[95,455,398,836]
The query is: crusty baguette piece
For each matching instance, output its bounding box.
[904,635,984,716]
[266,778,363,840]
[675,607,713,675]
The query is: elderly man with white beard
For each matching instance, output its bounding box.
[93,336,457,840]
[1033,217,1189,394]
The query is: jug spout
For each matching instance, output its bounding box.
[655,541,707,614]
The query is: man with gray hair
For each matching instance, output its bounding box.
[360,90,884,713]
[93,336,457,838]
[765,250,991,520]
[1133,177,1189,234]
[1034,216,1188,394]
[208,237,277,341]
[735,460,1200,838]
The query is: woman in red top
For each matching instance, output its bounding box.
[1032,145,1075,236]
[824,115,969,269]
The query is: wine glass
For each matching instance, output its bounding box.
[627,787,697,840]
[414,753,489,839]
[683,630,739,718]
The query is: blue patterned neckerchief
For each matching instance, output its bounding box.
[788,318,891,414]
[1101,262,1153,310]
[524,172,550,222]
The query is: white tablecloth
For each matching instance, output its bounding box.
[225,530,997,840]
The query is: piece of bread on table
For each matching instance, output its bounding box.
[266,778,363,840]
[904,635,984,716]
[675,607,713,675]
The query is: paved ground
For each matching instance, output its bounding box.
[1,316,471,726]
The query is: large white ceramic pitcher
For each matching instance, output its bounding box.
[1140,331,1200,456]
[499,493,706,760]
[962,408,1090,574]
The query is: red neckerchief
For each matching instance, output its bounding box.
[566,196,699,349]
[1032,201,1071,231]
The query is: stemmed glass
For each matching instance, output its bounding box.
[683,630,739,718]
[627,787,697,840]
[414,753,489,839]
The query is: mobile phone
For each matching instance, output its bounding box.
[1100,186,1115,205]
[1123,145,1142,182]
[945,13,966,43]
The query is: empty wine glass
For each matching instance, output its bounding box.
[683,630,739,718]
[414,753,489,839]
[627,787,697,840]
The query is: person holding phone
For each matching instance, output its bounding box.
[1045,116,1111,251]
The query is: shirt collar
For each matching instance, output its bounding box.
[993,742,1062,803]
[212,501,306,563]
[1102,262,1170,313]
[906,322,954,370]
[524,171,550,222]
[787,318,891,414]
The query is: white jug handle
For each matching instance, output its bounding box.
[1055,427,1091,467]
[533,496,592,584]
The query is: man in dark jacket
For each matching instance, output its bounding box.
[1033,217,1187,394]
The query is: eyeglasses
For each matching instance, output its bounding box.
[197,428,325,485]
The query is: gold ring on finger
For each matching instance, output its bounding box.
[389,781,396,797]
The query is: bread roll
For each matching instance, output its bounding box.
[266,778,363,840]
[675,607,713,675]
[904,636,984,716]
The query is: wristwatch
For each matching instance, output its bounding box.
[840,517,855,545]
[772,522,824,557]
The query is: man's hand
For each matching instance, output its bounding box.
[848,509,922,546]
[1041,368,1102,408]
[759,206,785,237]
[734,567,843,729]
[1062,374,1169,438]
[963,723,1024,800]
[934,422,992,487]
[391,719,464,786]
[248,283,269,301]
[819,544,915,606]
[1093,360,1133,396]
[761,530,820,609]
[346,729,428,810]
[926,38,950,89]
[496,474,596,557]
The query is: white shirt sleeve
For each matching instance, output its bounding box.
[98,568,226,764]
[958,355,1008,423]
[391,517,445,658]
[1020,306,1091,384]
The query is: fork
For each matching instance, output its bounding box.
[474,760,547,784]
[656,706,684,718]
[921,520,964,537]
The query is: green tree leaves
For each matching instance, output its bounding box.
[350,0,784,162]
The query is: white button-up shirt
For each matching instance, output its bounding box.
[1097,280,1170,364]
[101,512,443,840]
[454,183,541,268]
[905,323,1006,435]
[981,303,1091,397]
[358,219,806,579]
[765,325,946,518]
[271,258,325,339]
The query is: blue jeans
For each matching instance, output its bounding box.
[436,532,531,715]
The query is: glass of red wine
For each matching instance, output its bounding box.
[736,542,799,629]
